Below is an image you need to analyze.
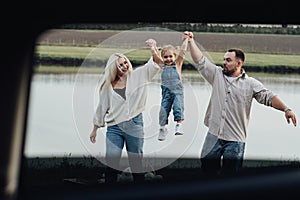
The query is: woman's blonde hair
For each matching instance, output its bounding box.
[98,53,132,92]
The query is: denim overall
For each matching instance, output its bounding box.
[159,64,184,126]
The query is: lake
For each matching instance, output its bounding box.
[24,72,300,164]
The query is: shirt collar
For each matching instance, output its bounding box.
[241,68,247,79]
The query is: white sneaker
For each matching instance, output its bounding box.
[158,126,168,141]
[175,123,184,135]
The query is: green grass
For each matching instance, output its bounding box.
[200,51,300,67]
[36,45,94,59]
[34,65,105,74]
[35,45,146,59]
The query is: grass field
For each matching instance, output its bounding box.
[36,29,300,55]
[35,45,300,67]
[34,29,300,73]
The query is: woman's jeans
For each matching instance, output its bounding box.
[105,113,144,182]
[200,132,245,176]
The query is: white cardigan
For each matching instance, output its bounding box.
[93,57,161,127]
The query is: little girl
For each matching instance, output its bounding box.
[147,36,189,141]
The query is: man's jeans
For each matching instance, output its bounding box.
[200,132,245,175]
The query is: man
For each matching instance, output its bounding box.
[184,31,297,176]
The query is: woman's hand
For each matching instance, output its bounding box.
[89,125,99,143]
[145,38,157,48]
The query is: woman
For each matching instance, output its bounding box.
[89,40,161,183]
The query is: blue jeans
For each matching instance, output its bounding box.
[200,132,245,175]
[159,85,184,126]
[105,113,144,182]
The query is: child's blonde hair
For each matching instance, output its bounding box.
[160,44,180,57]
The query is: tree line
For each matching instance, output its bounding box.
[58,23,300,35]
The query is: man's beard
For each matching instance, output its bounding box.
[222,67,236,76]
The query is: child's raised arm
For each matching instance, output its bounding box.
[175,35,189,74]
[145,38,163,67]
[178,35,189,59]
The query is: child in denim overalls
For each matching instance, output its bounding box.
[147,36,189,141]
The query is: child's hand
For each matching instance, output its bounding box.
[183,31,193,41]
[182,34,189,40]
